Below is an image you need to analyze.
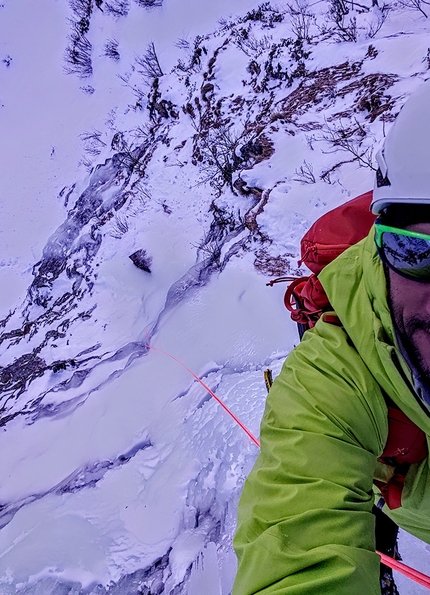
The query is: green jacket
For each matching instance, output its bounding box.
[233,229,430,595]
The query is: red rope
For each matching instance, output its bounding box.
[146,343,260,448]
[146,342,429,589]
[377,551,430,589]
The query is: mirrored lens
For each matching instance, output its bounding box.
[382,231,430,280]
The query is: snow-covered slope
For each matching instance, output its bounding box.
[0,0,430,593]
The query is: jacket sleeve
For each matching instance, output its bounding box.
[233,321,389,595]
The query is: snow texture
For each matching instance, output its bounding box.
[0,0,429,593]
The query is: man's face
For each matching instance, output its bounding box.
[389,222,430,379]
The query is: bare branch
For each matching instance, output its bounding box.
[135,42,164,84]
[286,0,316,42]
[105,0,130,17]
[317,118,377,174]
[293,160,316,183]
[397,0,428,17]
[104,38,120,61]
[64,23,93,78]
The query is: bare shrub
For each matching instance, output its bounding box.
[110,216,129,239]
[175,36,208,72]
[286,0,316,42]
[257,37,311,91]
[79,155,94,171]
[366,4,391,37]
[105,0,130,16]
[243,2,284,28]
[80,84,95,94]
[327,0,358,41]
[194,124,274,196]
[68,0,92,20]
[293,160,316,183]
[175,38,190,52]
[398,0,430,17]
[64,24,93,77]
[194,126,243,195]
[80,130,107,155]
[117,71,146,107]
[325,0,391,40]
[104,38,120,61]
[235,29,273,57]
[133,0,163,7]
[423,47,430,68]
[317,118,376,182]
[135,42,164,84]
[64,0,94,78]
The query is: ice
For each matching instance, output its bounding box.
[0,0,430,593]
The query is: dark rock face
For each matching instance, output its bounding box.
[129,249,152,273]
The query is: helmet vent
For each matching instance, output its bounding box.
[376,167,391,188]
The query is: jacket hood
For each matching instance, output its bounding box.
[318,228,430,434]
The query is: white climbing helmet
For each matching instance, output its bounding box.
[371,78,430,214]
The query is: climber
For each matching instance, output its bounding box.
[233,79,430,595]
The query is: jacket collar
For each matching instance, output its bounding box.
[319,227,430,431]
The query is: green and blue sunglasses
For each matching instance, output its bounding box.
[375,220,430,282]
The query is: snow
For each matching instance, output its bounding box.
[395,530,430,594]
[1,0,430,593]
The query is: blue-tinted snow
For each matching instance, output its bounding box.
[0,0,430,593]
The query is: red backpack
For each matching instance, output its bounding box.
[269,191,428,510]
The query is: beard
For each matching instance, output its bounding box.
[390,301,430,384]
